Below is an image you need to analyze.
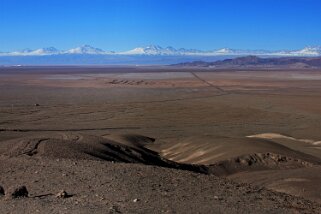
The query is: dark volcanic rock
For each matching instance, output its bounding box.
[6,186,28,199]
[0,186,4,196]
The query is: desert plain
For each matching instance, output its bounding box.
[0,66,321,213]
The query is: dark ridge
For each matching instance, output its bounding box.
[173,55,321,68]
[0,133,209,175]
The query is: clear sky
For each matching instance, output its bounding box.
[1,0,321,52]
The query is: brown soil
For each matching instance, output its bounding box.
[0,66,321,213]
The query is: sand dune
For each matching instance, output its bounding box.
[148,136,321,166]
[247,133,321,145]
[246,133,321,163]
[146,135,321,202]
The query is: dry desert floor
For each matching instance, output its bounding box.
[0,66,321,213]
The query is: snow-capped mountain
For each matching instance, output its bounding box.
[7,48,32,56]
[274,46,321,56]
[64,45,107,55]
[120,46,236,56]
[119,45,321,56]
[1,45,321,57]
[0,45,111,56]
[31,47,60,55]
[119,45,231,56]
[4,47,60,56]
[215,48,235,55]
[119,45,180,55]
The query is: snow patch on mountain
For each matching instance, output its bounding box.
[64,45,107,55]
[274,47,321,56]
[119,45,179,55]
[1,45,320,57]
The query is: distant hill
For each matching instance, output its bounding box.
[173,56,321,68]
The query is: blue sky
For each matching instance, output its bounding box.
[1,0,321,52]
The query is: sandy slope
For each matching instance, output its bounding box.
[0,133,320,213]
[230,166,321,203]
[148,136,321,165]
[146,134,321,203]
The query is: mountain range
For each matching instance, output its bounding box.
[1,45,321,57]
[1,45,321,66]
[174,55,321,68]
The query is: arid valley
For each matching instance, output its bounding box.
[0,66,320,213]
